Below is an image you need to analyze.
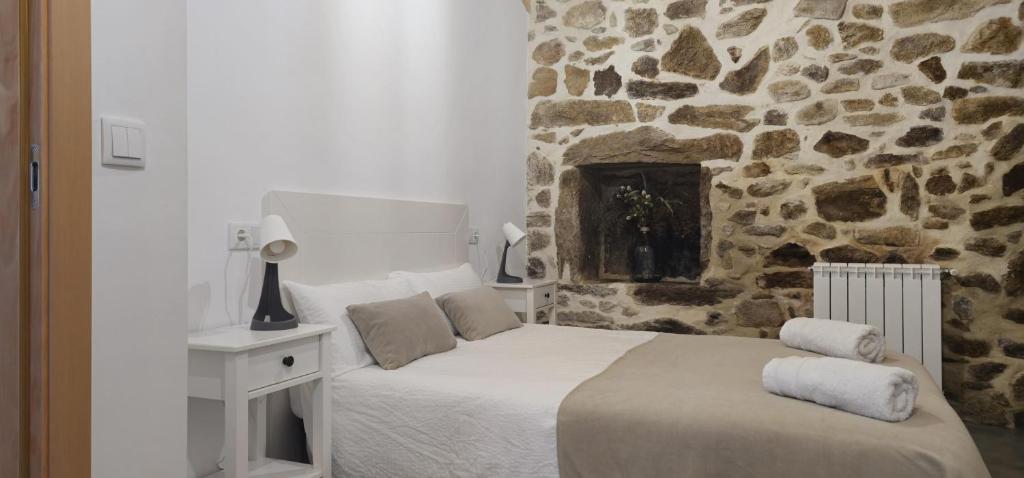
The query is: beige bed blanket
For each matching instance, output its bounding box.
[557,333,989,478]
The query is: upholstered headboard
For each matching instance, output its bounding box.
[261,190,470,288]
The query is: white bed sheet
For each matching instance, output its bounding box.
[328,324,656,478]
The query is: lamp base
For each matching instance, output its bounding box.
[496,240,524,284]
[496,271,523,284]
[250,316,299,331]
[250,262,299,331]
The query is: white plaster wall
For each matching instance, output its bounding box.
[91,0,188,476]
[186,1,527,475]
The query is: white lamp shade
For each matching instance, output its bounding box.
[259,215,298,263]
[502,222,526,247]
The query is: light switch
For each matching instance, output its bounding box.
[111,126,130,157]
[126,127,144,159]
[101,117,146,168]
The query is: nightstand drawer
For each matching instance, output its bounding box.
[247,335,320,391]
[533,284,555,308]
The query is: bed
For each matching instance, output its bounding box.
[316,325,987,478]
[329,324,651,477]
[265,191,989,478]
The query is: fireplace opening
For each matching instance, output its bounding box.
[566,163,710,283]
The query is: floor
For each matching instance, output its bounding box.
[967,424,1024,478]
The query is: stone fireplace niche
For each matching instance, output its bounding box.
[557,161,711,284]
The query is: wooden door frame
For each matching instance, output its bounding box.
[2,0,91,476]
[1,0,29,474]
[41,0,91,473]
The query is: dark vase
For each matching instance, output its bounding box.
[631,228,661,283]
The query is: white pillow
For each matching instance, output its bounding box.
[284,277,417,374]
[388,263,483,297]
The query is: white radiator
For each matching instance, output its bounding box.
[811,262,943,383]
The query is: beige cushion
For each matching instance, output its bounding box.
[436,287,523,341]
[346,292,456,370]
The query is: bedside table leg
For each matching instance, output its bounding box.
[310,379,329,477]
[224,354,249,478]
[311,335,333,477]
[526,291,536,324]
[253,396,268,467]
[307,335,331,478]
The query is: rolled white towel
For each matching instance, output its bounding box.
[780,317,885,363]
[763,356,918,422]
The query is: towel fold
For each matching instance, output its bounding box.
[763,356,918,422]
[780,317,885,363]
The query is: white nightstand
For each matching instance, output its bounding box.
[488,279,556,324]
[188,323,335,478]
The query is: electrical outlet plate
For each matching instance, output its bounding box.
[468,227,480,245]
[227,222,259,251]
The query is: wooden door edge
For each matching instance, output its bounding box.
[25,0,92,475]
[26,0,48,474]
[46,0,92,474]
[18,0,30,473]
[26,0,47,474]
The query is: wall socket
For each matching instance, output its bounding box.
[227,222,259,250]
[468,227,480,245]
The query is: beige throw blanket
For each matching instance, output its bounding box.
[557,333,989,478]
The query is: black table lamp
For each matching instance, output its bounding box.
[251,214,300,330]
[497,222,526,283]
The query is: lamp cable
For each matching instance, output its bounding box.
[474,238,489,280]
[223,230,256,326]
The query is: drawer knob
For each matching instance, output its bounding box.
[282,356,295,367]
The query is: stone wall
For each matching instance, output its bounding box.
[525,0,1024,427]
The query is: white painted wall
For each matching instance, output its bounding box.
[91,0,188,476]
[186,1,527,475]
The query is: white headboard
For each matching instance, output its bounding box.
[262,191,470,287]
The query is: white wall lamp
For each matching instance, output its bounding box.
[251,215,299,330]
[497,222,526,284]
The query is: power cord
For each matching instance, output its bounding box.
[223,230,256,326]
[239,234,255,325]
[213,229,261,471]
[475,243,487,280]
[473,233,489,281]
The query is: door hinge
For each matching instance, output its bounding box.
[30,144,40,209]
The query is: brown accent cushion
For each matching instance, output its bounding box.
[346,292,456,370]
[436,287,523,341]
